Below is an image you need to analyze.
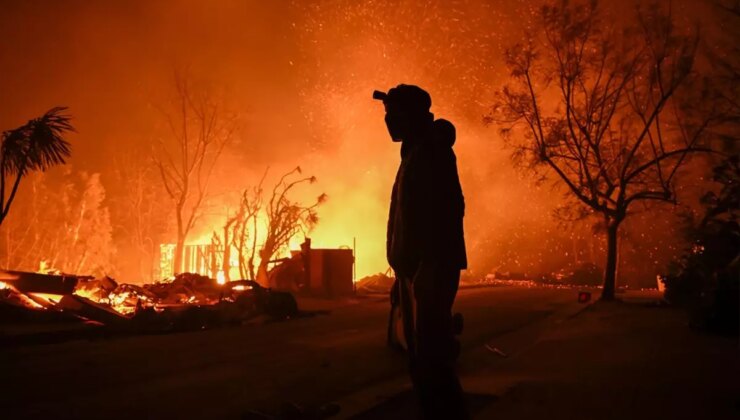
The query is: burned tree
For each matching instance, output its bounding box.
[111,147,170,282]
[212,179,264,283]
[154,75,234,275]
[218,211,239,283]
[231,175,265,281]
[256,167,326,286]
[219,191,256,282]
[51,172,114,274]
[489,1,714,300]
[209,168,324,285]
[1,170,115,275]
[1,107,73,226]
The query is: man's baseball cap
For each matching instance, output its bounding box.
[373,84,431,114]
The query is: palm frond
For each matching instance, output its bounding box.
[1,107,73,175]
[1,129,30,175]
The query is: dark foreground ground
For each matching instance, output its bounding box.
[355,291,739,420]
[467,298,739,420]
[1,286,576,419]
[3,286,737,419]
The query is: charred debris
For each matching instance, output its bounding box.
[0,270,302,342]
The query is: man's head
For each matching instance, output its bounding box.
[374,84,433,142]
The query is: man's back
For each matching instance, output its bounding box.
[386,118,466,275]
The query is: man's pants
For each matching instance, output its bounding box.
[397,261,467,419]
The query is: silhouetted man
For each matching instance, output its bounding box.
[375,84,467,419]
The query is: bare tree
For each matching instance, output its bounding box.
[213,178,264,283]
[256,167,326,286]
[209,167,325,285]
[154,74,234,274]
[1,170,115,275]
[110,147,170,281]
[231,172,266,281]
[1,107,73,225]
[218,210,239,282]
[488,1,715,300]
[705,0,740,152]
[57,173,115,274]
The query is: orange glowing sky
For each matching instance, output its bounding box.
[0,0,720,283]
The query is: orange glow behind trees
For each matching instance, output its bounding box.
[0,0,728,285]
[490,1,716,299]
[153,74,235,275]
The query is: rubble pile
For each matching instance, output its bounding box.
[355,272,395,294]
[0,270,299,334]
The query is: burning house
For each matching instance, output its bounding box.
[159,238,355,297]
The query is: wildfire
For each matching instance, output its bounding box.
[0,279,48,310]
[28,293,64,305]
[107,290,147,315]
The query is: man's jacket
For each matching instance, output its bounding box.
[387,119,467,275]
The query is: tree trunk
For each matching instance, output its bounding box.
[256,258,269,287]
[256,242,272,287]
[249,215,258,280]
[602,219,621,301]
[1,172,24,225]
[222,225,231,283]
[247,258,255,282]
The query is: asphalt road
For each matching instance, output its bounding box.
[1,286,577,419]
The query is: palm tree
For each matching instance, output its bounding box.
[1,107,74,225]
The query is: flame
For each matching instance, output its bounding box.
[72,286,101,301]
[108,291,134,314]
[0,281,49,309]
[216,270,226,285]
[27,293,64,305]
[18,294,47,310]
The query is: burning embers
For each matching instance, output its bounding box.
[0,270,299,334]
